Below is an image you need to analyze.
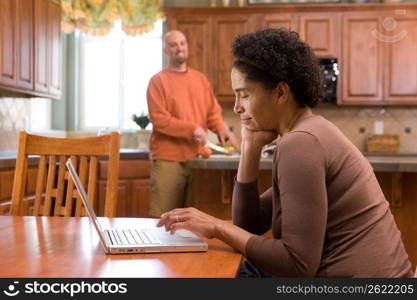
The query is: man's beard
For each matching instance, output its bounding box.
[174,56,187,65]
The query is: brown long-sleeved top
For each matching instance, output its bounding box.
[147,68,225,162]
[233,115,413,277]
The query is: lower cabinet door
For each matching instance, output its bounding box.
[130,179,150,218]
[97,179,150,217]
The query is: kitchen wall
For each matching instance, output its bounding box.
[163,1,417,154]
[0,97,52,153]
[221,103,417,153]
[0,32,69,153]
[2,0,417,154]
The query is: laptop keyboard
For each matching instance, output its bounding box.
[106,229,161,245]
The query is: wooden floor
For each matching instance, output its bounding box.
[194,170,417,271]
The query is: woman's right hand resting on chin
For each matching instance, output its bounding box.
[238,127,278,183]
[240,126,278,149]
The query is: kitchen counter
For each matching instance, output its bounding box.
[187,153,417,208]
[2,149,417,173]
[187,154,272,170]
[0,149,150,169]
[187,154,417,173]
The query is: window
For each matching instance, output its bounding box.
[80,20,162,130]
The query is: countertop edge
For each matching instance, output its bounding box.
[0,149,150,170]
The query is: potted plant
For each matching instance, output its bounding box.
[131,112,150,130]
[131,112,151,149]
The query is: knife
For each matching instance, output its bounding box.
[205,141,231,155]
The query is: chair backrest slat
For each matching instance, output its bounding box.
[10,131,120,217]
[104,132,120,218]
[53,155,67,216]
[75,156,88,217]
[64,155,78,217]
[33,155,47,216]
[86,156,98,216]
[43,155,57,216]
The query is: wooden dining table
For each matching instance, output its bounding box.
[0,216,242,278]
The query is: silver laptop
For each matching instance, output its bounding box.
[66,159,208,254]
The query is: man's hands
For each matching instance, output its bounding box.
[193,126,239,150]
[193,126,208,146]
[217,127,239,150]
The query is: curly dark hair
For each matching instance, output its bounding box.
[231,28,324,108]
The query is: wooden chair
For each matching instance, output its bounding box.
[10,131,120,217]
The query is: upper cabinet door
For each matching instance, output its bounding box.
[383,11,417,103]
[298,13,340,58]
[16,0,34,90]
[168,15,213,83]
[0,0,61,99]
[34,0,49,94]
[262,13,298,31]
[0,0,17,87]
[213,14,258,100]
[340,13,383,104]
[48,0,62,97]
[34,0,61,98]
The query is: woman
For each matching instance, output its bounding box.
[157,28,413,277]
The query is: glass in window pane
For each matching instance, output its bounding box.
[122,21,162,129]
[82,38,121,128]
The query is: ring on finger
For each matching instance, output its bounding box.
[176,215,179,222]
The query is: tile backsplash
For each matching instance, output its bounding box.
[221,103,417,153]
[2,97,417,154]
[0,97,51,152]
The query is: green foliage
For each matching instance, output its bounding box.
[131,112,150,129]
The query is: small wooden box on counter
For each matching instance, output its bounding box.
[367,134,400,153]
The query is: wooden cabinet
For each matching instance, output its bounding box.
[0,167,37,215]
[0,0,61,99]
[167,4,417,106]
[166,8,341,103]
[0,0,34,90]
[167,15,213,84]
[168,13,260,101]
[383,11,417,103]
[34,0,62,97]
[262,12,340,57]
[97,160,151,217]
[213,14,260,100]
[340,13,384,104]
[340,10,417,105]
[298,13,340,58]
[16,0,34,90]
[262,13,297,31]
[0,0,18,87]
[34,0,49,94]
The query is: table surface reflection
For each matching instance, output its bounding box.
[0,216,241,278]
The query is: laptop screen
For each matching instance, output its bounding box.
[66,158,109,252]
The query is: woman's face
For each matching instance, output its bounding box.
[231,67,279,131]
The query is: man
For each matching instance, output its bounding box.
[146,30,238,217]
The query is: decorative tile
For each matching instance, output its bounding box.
[0,97,35,152]
[275,105,417,153]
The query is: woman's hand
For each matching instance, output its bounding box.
[241,126,278,149]
[237,127,278,183]
[157,207,255,254]
[157,207,226,239]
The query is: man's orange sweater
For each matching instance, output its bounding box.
[147,68,225,162]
